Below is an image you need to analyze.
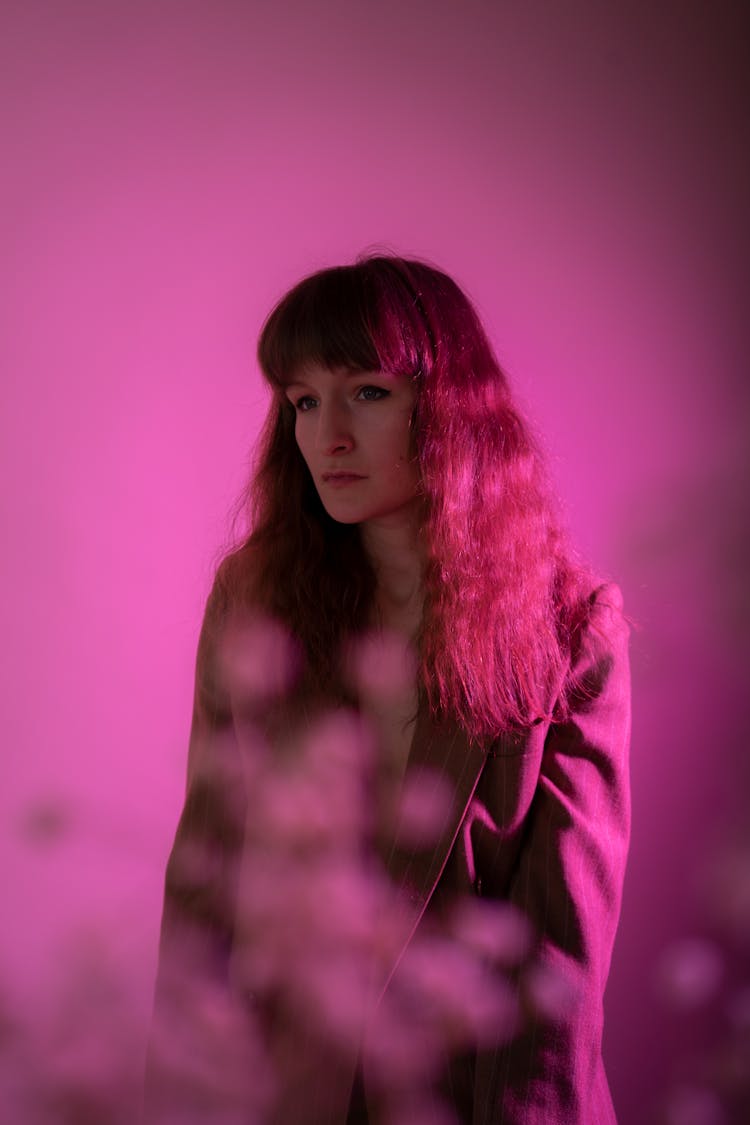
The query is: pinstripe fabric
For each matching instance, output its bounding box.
[464,583,631,1123]
[144,581,630,1124]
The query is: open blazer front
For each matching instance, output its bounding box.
[145,576,631,1125]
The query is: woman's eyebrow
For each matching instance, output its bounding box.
[284,376,317,392]
[285,369,374,390]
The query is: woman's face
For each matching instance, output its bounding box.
[285,364,420,527]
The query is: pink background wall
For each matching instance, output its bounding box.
[2,1,748,1121]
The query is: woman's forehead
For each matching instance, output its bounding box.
[285,363,399,388]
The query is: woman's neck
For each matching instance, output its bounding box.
[360,510,425,636]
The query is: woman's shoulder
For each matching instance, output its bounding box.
[213,540,263,601]
[579,581,627,643]
[201,540,267,632]
[565,580,630,706]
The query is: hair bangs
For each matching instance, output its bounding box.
[361,257,436,380]
[257,267,378,388]
[257,259,435,389]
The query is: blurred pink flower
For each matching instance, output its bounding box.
[383,1091,460,1125]
[663,1083,727,1125]
[220,613,299,706]
[655,938,724,1010]
[525,960,579,1022]
[394,768,454,850]
[148,968,272,1123]
[450,899,533,967]
[347,629,417,705]
[394,935,518,1045]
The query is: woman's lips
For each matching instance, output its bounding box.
[321,472,366,487]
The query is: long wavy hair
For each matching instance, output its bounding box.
[221,254,592,738]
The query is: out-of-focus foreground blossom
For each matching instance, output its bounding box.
[149,620,538,1122]
[9,616,748,1121]
[654,828,750,1123]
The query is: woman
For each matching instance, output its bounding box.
[145,255,631,1124]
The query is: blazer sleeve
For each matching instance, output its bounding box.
[142,570,249,1121]
[158,571,246,978]
[473,582,631,1125]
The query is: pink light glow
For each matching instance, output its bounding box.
[1,2,747,1122]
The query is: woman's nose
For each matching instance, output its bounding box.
[316,402,353,455]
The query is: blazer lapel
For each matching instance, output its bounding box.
[377,700,488,1000]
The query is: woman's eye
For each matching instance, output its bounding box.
[293,395,317,412]
[357,385,389,402]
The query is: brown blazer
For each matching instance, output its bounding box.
[144,579,631,1124]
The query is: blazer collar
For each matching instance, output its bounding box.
[376,700,488,1001]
